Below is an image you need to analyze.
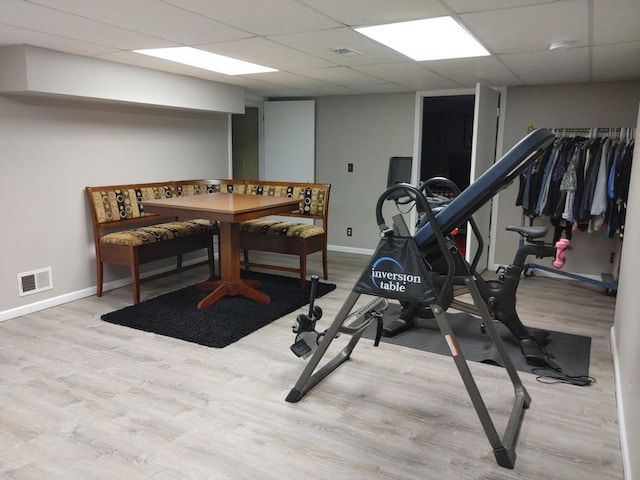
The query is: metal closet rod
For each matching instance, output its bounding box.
[549,127,635,139]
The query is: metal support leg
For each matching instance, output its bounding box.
[286,293,386,402]
[431,276,530,468]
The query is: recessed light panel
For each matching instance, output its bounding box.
[355,17,489,61]
[134,47,278,75]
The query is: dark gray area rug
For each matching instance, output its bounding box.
[101,271,336,348]
[366,303,591,379]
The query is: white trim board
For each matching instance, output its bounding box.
[610,326,631,480]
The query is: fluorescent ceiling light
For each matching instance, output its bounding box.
[355,16,489,61]
[134,47,278,75]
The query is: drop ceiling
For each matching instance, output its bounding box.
[1,0,639,98]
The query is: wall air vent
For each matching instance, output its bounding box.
[330,47,362,57]
[18,267,53,297]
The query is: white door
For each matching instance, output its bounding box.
[262,100,315,182]
[466,83,500,273]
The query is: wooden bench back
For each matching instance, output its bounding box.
[85,182,181,246]
[86,182,176,225]
[244,180,330,222]
[174,179,247,195]
[87,179,331,237]
[175,178,331,224]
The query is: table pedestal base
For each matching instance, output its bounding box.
[196,279,270,309]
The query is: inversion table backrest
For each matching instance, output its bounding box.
[414,128,555,249]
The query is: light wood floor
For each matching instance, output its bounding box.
[0,252,621,479]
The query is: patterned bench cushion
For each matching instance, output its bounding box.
[240,220,324,239]
[90,186,175,224]
[177,182,246,195]
[245,184,327,216]
[100,219,214,247]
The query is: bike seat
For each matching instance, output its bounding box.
[506,225,548,240]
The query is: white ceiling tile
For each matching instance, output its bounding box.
[352,63,460,90]
[28,0,250,44]
[299,85,362,96]
[442,0,558,13]
[460,0,588,54]
[162,0,341,35]
[353,83,414,93]
[271,27,412,66]
[592,42,640,75]
[0,24,116,56]
[298,0,447,26]
[519,70,591,85]
[199,37,336,71]
[240,71,336,90]
[420,56,520,86]
[593,0,640,44]
[499,47,590,83]
[293,66,387,85]
[0,0,174,50]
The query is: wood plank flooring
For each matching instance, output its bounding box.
[0,252,621,479]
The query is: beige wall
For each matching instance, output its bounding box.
[612,103,640,480]
[0,45,245,114]
[313,82,640,277]
[0,95,230,317]
[4,82,638,316]
[315,92,415,251]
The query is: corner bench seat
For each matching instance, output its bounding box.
[241,180,330,287]
[239,220,324,238]
[86,182,216,304]
[99,219,214,246]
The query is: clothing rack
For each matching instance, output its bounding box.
[521,126,635,294]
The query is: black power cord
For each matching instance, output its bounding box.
[529,337,596,387]
[531,367,596,387]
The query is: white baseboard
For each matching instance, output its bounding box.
[2,247,370,322]
[328,244,374,256]
[0,257,209,322]
[610,326,631,480]
[0,286,97,322]
[2,251,609,323]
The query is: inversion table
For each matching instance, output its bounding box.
[285,128,555,468]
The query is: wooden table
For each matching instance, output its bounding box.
[142,193,300,308]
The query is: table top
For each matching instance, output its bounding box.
[142,192,301,223]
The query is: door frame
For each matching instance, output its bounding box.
[412,87,507,270]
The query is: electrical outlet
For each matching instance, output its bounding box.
[347,163,353,172]
[347,227,352,236]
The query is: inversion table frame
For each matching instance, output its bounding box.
[285,128,556,468]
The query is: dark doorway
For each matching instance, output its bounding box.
[232,107,259,179]
[420,95,475,191]
[421,95,475,255]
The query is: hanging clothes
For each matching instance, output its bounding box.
[516,128,634,240]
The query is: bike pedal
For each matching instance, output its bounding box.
[290,339,312,358]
